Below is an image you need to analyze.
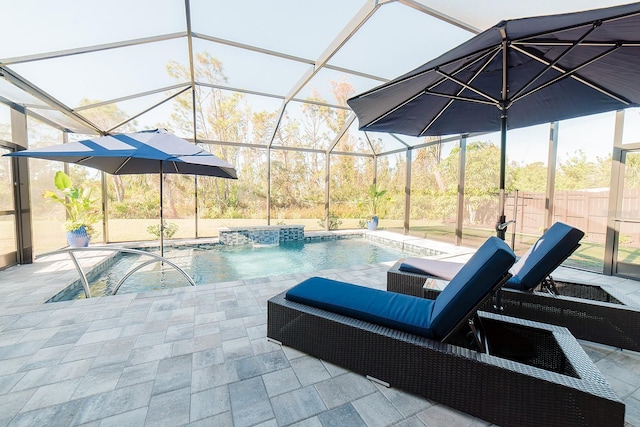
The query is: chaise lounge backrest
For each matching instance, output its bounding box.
[430,236,515,338]
[286,236,515,341]
[505,222,584,291]
[398,222,584,293]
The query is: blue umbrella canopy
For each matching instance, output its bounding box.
[5,129,237,179]
[347,2,640,136]
[347,2,640,235]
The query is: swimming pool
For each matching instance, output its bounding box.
[61,236,428,300]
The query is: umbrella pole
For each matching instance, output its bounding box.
[496,114,507,240]
[160,162,164,258]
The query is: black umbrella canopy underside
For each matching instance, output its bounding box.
[347,2,640,137]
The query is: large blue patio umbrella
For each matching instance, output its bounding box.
[5,129,237,254]
[347,2,640,238]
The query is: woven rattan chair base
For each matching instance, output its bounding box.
[267,291,624,427]
[387,260,640,351]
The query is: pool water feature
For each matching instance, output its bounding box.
[60,237,429,300]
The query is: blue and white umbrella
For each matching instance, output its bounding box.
[4,129,237,253]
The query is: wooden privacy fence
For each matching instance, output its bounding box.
[504,189,640,245]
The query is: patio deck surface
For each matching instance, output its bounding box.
[0,232,639,426]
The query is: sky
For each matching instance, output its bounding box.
[1,0,639,161]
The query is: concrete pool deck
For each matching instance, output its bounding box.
[0,231,639,426]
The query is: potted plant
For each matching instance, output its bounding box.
[43,171,101,247]
[366,184,388,230]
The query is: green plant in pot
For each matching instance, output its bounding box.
[43,171,101,247]
[366,184,388,230]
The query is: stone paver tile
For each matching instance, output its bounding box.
[261,367,302,400]
[134,331,166,349]
[190,384,231,421]
[71,381,154,425]
[185,411,233,426]
[321,360,349,377]
[193,331,221,352]
[169,307,195,325]
[117,360,159,389]
[152,354,192,395]
[191,361,239,393]
[271,385,326,426]
[290,356,331,387]
[352,391,404,427]
[236,350,289,380]
[73,363,124,399]
[171,338,196,357]
[60,342,103,364]
[127,343,173,366]
[0,340,45,361]
[97,407,148,427]
[315,373,377,409]
[6,399,83,427]
[13,358,93,391]
[192,347,224,370]
[391,415,428,427]
[317,403,368,427]
[415,403,489,427]
[251,337,282,356]
[0,372,25,394]
[229,376,274,427]
[0,355,30,376]
[76,327,123,346]
[222,336,253,360]
[624,395,640,427]
[375,383,433,417]
[165,323,194,343]
[16,326,61,344]
[289,416,323,427]
[92,337,136,368]
[144,386,190,426]
[0,388,36,423]
[19,343,74,371]
[219,318,247,341]
[20,378,82,412]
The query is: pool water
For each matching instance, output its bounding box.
[78,238,419,298]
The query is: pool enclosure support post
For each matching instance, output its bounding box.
[101,171,109,243]
[456,134,467,246]
[267,147,272,225]
[325,153,330,231]
[404,148,411,235]
[545,121,559,232]
[11,106,34,264]
[604,110,626,275]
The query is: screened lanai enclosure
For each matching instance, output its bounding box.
[1,0,640,279]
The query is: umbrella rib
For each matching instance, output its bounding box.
[420,49,501,136]
[511,9,640,46]
[113,157,132,175]
[515,40,640,48]
[509,21,600,102]
[425,47,500,93]
[353,46,498,100]
[510,43,631,106]
[435,68,500,105]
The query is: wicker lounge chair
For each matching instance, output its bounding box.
[268,237,624,426]
[388,222,640,351]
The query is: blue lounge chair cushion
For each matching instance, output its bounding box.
[505,222,584,291]
[429,237,515,338]
[286,237,515,341]
[286,277,436,338]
